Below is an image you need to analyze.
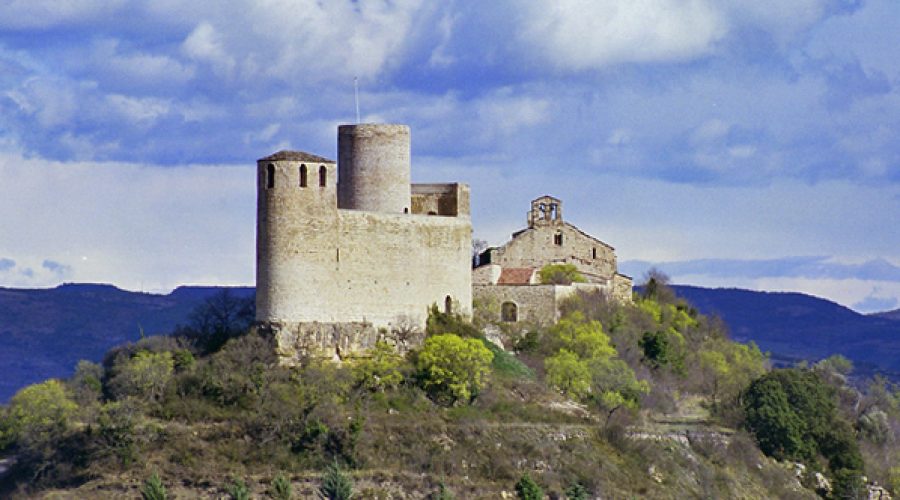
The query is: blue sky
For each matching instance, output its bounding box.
[1,0,899,313]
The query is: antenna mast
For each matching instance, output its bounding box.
[354,77,361,124]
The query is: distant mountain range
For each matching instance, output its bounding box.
[871,308,900,321]
[1,283,898,402]
[0,284,253,402]
[669,285,900,378]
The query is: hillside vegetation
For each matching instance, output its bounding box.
[1,278,899,499]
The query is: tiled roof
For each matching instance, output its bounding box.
[259,150,334,163]
[498,267,536,285]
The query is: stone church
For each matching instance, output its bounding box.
[473,195,632,326]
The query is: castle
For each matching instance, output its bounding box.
[255,125,631,362]
[255,124,472,362]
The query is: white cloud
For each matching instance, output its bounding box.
[181,22,236,79]
[0,0,126,30]
[105,94,171,126]
[519,0,727,70]
[0,150,255,292]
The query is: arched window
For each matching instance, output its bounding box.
[266,164,275,189]
[319,165,327,187]
[444,295,453,314]
[501,301,518,322]
[299,164,307,187]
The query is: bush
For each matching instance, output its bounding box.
[351,341,406,392]
[96,401,138,466]
[270,472,293,500]
[743,368,864,476]
[4,379,77,449]
[538,263,586,285]
[514,473,543,500]
[107,350,174,404]
[564,482,588,500]
[177,289,255,353]
[141,471,167,500]
[545,349,591,398]
[227,478,250,500]
[431,482,454,500]
[416,333,494,405]
[319,461,353,499]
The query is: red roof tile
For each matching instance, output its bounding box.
[498,267,536,285]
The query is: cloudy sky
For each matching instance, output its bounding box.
[1,0,899,313]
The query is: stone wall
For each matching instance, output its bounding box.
[259,207,471,331]
[612,273,634,302]
[473,284,575,326]
[410,183,470,216]
[260,321,425,364]
[490,223,617,281]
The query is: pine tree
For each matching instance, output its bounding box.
[140,472,167,500]
[319,461,353,500]
[515,473,543,500]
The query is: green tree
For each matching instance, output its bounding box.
[108,350,174,403]
[319,461,353,499]
[544,349,591,398]
[545,312,615,359]
[514,473,543,500]
[539,263,586,285]
[416,333,494,405]
[70,359,103,405]
[97,401,138,465]
[141,471,167,500]
[4,379,77,448]
[351,341,405,392]
[179,289,255,353]
[590,356,650,427]
[639,330,670,368]
[743,368,864,476]
[698,339,766,413]
[564,482,588,500]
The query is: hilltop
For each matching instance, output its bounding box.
[4,283,900,403]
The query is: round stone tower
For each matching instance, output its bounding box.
[256,151,338,323]
[337,124,411,214]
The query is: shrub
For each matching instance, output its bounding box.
[4,379,77,449]
[96,400,138,466]
[107,350,174,404]
[70,360,103,405]
[351,341,405,392]
[141,471,167,500]
[416,333,494,405]
[227,478,250,500]
[270,472,293,500]
[539,263,586,285]
[483,338,534,379]
[178,289,256,353]
[426,304,482,338]
[319,461,353,499]
[743,368,864,475]
[431,482,454,500]
[564,482,588,500]
[545,349,591,398]
[514,473,543,500]
[639,330,670,368]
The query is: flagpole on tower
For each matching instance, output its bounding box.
[354,77,361,124]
